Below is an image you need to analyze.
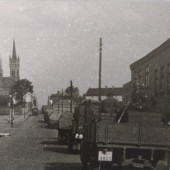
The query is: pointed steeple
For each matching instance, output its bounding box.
[9,40,20,81]
[12,39,17,59]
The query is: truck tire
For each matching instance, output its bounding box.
[58,130,62,143]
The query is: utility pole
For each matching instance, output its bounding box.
[57,95,60,113]
[23,92,26,118]
[98,37,102,101]
[62,89,63,114]
[70,80,73,114]
[9,90,14,128]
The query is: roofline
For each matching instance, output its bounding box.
[130,38,170,70]
[85,87,124,96]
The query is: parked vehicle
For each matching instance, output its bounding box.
[41,105,47,114]
[56,97,78,143]
[68,100,100,152]
[32,106,38,116]
[79,85,170,170]
[45,108,59,128]
[45,96,79,143]
[80,100,170,170]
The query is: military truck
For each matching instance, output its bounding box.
[68,100,100,152]
[32,106,38,116]
[79,94,170,170]
[57,97,76,143]
[46,96,79,143]
[80,101,170,170]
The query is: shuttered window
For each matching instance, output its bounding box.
[154,69,158,95]
[145,65,149,87]
[160,66,164,94]
[168,64,170,92]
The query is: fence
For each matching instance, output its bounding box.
[0,102,32,115]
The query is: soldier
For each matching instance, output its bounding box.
[101,93,119,120]
[49,98,53,109]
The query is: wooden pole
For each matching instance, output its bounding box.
[98,37,102,101]
[70,80,73,114]
[62,89,63,114]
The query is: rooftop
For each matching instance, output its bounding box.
[86,87,124,96]
[130,38,170,69]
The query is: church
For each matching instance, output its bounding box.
[0,40,20,96]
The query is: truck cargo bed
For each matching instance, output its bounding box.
[95,121,170,149]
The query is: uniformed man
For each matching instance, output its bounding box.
[101,93,118,120]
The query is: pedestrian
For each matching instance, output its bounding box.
[49,99,53,109]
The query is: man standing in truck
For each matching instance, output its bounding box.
[101,92,119,120]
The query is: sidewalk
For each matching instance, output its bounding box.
[0,112,32,134]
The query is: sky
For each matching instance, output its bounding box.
[0,0,170,106]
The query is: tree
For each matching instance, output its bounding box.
[10,79,34,104]
[65,86,79,97]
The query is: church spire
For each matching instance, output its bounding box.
[9,40,20,81]
[12,39,17,59]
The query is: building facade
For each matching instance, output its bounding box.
[126,38,170,112]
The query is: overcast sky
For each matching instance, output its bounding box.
[0,0,170,105]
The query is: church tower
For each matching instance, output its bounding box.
[9,40,20,81]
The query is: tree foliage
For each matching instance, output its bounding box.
[65,85,79,97]
[10,79,34,104]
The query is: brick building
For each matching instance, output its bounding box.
[124,38,170,112]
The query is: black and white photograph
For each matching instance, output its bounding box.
[0,0,169,169]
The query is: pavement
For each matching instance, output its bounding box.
[0,112,32,134]
[0,114,80,170]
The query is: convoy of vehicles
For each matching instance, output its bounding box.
[78,84,170,170]
[40,38,170,170]
[42,81,170,170]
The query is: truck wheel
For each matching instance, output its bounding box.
[167,151,170,170]
[47,122,51,129]
[81,161,88,170]
[58,130,62,143]
[68,142,73,152]
[89,161,99,170]
[155,160,167,170]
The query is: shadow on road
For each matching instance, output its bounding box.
[43,146,71,154]
[41,140,58,145]
[44,162,81,170]
[38,119,44,123]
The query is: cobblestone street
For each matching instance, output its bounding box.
[0,114,80,170]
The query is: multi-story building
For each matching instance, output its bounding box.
[124,38,170,112]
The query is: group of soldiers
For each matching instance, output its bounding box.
[100,81,157,122]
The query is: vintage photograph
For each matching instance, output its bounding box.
[0,0,169,169]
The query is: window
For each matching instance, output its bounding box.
[160,66,165,94]
[145,65,149,87]
[154,69,158,95]
[138,69,142,85]
[12,71,15,77]
[133,71,137,82]
[168,64,170,91]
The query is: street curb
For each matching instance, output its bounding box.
[0,112,32,134]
